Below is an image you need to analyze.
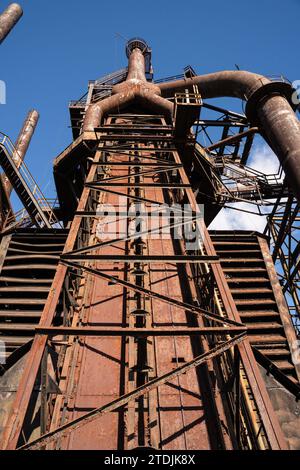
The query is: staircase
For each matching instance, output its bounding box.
[0,132,60,229]
[210,230,300,389]
[0,229,68,361]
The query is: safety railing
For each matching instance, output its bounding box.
[0,131,62,228]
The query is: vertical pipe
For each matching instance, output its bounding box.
[0,3,23,44]
[2,109,39,196]
[256,95,300,202]
[127,48,146,82]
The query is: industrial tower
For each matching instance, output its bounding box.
[0,10,300,450]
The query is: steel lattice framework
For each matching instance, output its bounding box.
[0,30,300,451]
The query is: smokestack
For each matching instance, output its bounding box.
[3,109,39,196]
[0,3,23,44]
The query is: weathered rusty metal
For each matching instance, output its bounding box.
[60,261,244,328]
[14,110,39,164]
[256,95,300,202]
[0,3,22,44]
[257,235,300,383]
[83,41,173,132]
[2,110,39,196]
[206,127,259,152]
[158,71,300,203]
[168,139,288,450]
[2,37,298,452]
[18,333,247,451]
[35,326,247,336]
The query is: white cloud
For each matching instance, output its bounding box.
[209,143,282,232]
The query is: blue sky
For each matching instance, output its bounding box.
[0,0,299,202]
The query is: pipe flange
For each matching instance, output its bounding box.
[245,81,296,124]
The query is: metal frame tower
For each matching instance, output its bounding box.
[1,31,300,450]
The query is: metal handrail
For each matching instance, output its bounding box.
[0,131,62,228]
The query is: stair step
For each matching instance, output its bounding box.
[8,248,62,255]
[0,310,42,318]
[5,254,59,261]
[230,288,273,294]
[239,310,280,319]
[0,336,32,346]
[213,241,258,246]
[226,277,269,283]
[0,323,37,331]
[0,276,53,284]
[0,298,47,305]
[2,264,57,271]
[217,249,262,254]
[0,286,49,292]
[223,267,266,273]
[220,258,264,263]
[273,360,295,371]
[11,241,65,248]
[235,299,277,306]
[249,334,287,344]
[259,348,291,357]
[247,322,283,331]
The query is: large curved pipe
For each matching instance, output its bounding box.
[159,71,300,202]
[158,71,270,99]
[83,91,136,132]
[83,43,173,132]
[0,3,23,44]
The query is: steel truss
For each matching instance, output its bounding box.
[0,114,287,450]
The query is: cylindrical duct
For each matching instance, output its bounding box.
[0,3,23,44]
[158,71,300,202]
[3,109,39,196]
[256,95,300,200]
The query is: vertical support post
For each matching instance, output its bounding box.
[234,345,241,448]
[40,344,48,436]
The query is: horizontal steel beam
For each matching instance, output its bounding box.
[206,127,258,152]
[94,134,174,141]
[91,162,182,167]
[86,182,190,188]
[61,254,219,263]
[36,326,246,336]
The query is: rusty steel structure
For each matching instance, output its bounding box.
[0,31,300,452]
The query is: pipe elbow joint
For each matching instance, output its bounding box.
[245,81,296,124]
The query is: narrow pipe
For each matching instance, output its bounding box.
[3,109,39,196]
[0,3,23,44]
